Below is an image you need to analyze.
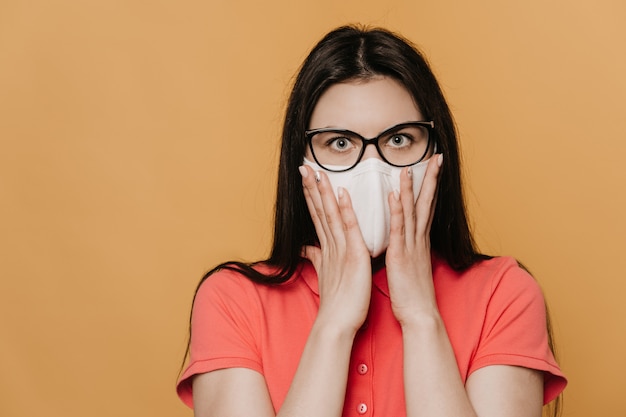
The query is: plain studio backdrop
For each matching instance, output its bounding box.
[1,1,624,416]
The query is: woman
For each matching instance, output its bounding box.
[177,25,567,417]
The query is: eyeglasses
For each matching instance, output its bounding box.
[305,121,435,172]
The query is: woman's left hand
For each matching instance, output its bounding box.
[385,154,443,326]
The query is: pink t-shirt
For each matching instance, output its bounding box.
[177,256,566,414]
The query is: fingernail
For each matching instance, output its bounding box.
[298,165,308,178]
[437,154,443,167]
[314,171,321,183]
[338,186,344,199]
[393,190,400,201]
[407,167,412,178]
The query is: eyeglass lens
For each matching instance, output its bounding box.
[309,124,430,169]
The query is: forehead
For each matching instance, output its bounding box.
[308,77,422,136]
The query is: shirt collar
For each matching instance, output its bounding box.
[299,259,392,297]
[299,254,443,298]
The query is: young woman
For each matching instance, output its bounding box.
[177,25,567,417]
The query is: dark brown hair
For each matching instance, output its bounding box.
[182,25,561,416]
[205,25,488,285]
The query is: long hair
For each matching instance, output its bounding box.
[208,25,487,286]
[181,25,561,416]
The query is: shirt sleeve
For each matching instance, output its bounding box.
[469,258,567,404]
[176,269,263,408]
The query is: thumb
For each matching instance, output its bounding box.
[301,245,322,270]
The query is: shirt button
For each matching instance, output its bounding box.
[357,363,368,375]
[357,403,368,414]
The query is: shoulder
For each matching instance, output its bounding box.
[196,263,283,296]
[460,257,567,401]
[189,263,293,354]
[433,256,545,318]
[436,256,541,293]
[193,262,312,311]
[455,257,548,341]
[475,256,544,303]
[192,264,270,318]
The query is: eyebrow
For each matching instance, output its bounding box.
[306,121,433,137]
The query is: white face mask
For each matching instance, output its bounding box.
[303,157,429,257]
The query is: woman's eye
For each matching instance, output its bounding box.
[388,134,411,147]
[329,137,352,151]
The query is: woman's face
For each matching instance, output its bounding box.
[306,76,426,163]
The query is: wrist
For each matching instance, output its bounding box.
[312,314,359,342]
[397,308,444,332]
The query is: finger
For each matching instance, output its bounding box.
[415,154,443,235]
[426,155,443,231]
[399,166,417,245]
[336,187,368,254]
[299,165,330,248]
[300,166,346,251]
[315,170,347,248]
[387,189,405,253]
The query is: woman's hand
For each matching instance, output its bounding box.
[299,165,372,334]
[385,154,443,326]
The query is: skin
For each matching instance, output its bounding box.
[192,77,544,417]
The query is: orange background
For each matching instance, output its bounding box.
[1,1,624,416]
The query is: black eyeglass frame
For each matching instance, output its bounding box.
[304,121,436,172]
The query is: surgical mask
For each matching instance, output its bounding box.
[303,157,429,257]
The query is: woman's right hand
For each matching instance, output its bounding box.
[193,168,373,417]
[299,165,372,334]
